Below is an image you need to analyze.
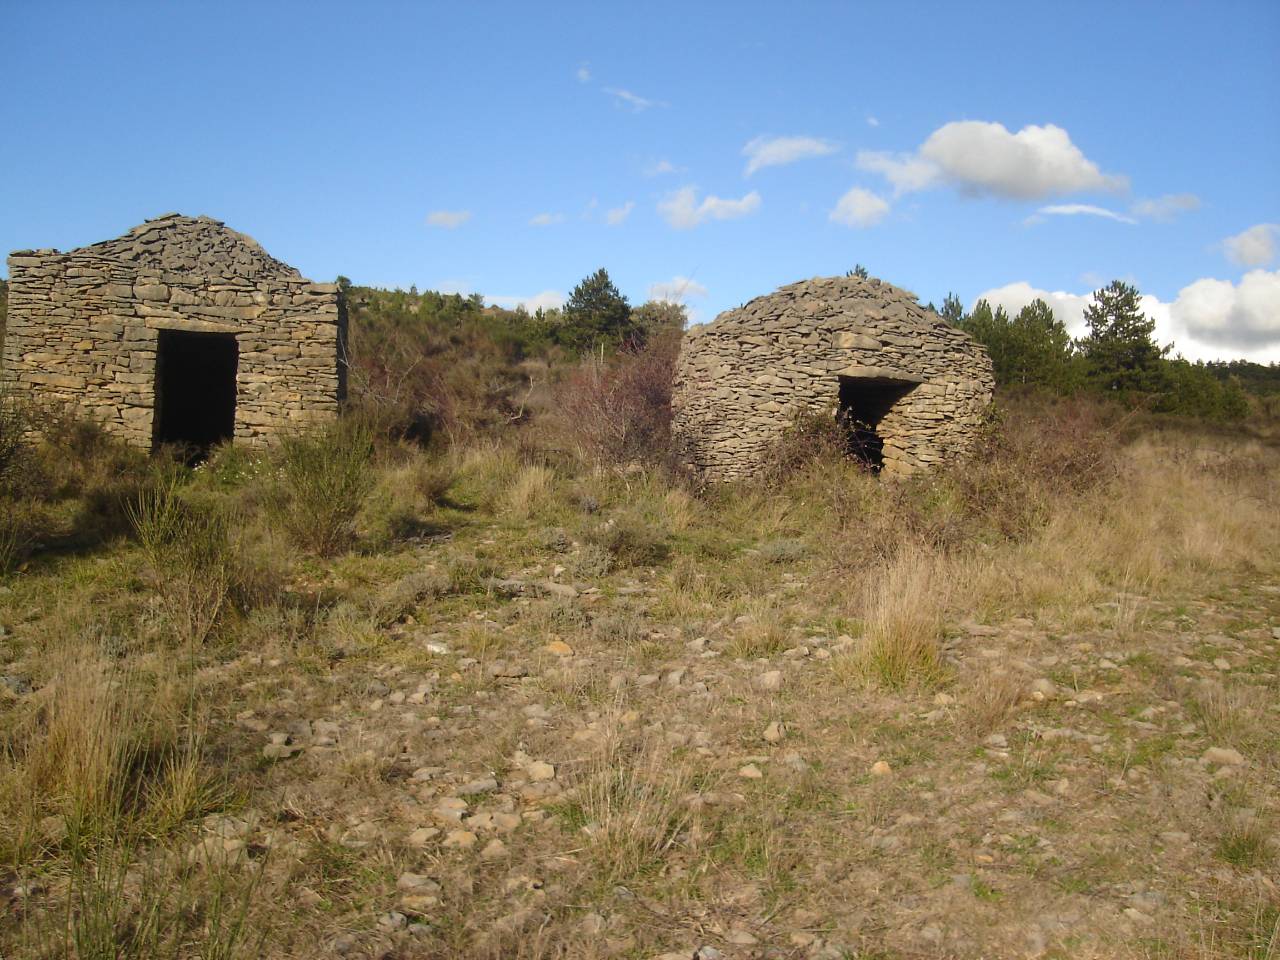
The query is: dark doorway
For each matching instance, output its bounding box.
[153,330,238,458]
[837,376,916,471]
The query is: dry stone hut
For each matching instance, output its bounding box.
[1,214,345,452]
[671,274,994,479]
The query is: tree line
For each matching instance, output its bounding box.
[933,280,1264,420]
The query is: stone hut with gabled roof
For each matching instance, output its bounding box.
[671,274,994,480]
[1,214,345,451]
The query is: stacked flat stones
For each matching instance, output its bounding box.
[671,275,994,480]
[1,214,344,445]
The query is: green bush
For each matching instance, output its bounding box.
[129,481,242,645]
[268,420,374,556]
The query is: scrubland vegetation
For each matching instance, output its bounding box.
[1,276,1278,958]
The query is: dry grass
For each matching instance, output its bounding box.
[3,397,1279,958]
[562,724,705,885]
[839,545,950,689]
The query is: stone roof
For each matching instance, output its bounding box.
[14,213,302,281]
[690,273,964,343]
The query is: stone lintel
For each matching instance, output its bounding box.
[835,364,925,384]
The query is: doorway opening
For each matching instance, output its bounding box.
[837,375,916,471]
[153,330,238,459]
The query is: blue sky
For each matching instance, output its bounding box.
[4,0,1278,360]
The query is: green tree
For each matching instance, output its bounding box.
[632,300,687,339]
[847,264,870,279]
[1007,299,1077,390]
[939,293,964,327]
[559,268,636,352]
[1079,281,1169,393]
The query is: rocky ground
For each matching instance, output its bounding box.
[1,437,1277,959]
[13,553,1271,958]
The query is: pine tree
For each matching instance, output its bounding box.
[1079,281,1168,393]
[560,268,635,351]
[939,293,964,326]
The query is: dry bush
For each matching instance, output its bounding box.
[757,404,851,484]
[0,387,31,496]
[545,333,679,469]
[583,512,670,568]
[943,394,1124,541]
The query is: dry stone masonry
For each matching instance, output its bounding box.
[1,214,345,448]
[671,275,994,479]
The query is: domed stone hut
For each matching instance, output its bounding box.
[2,214,345,454]
[671,274,994,480]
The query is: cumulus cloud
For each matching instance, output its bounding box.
[487,290,566,313]
[425,210,471,229]
[866,115,880,128]
[1131,193,1200,222]
[528,212,564,226]
[1223,223,1279,268]
[658,186,761,229]
[605,201,635,225]
[857,120,1126,200]
[576,63,591,83]
[829,187,890,228]
[648,275,708,304]
[742,135,838,176]
[604,87,664,111]
[1172,270,1280,349]
[974,271,1280,361]
[1026,204,1136,226]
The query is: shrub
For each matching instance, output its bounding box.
[0,388,31,497]
[584,513,670,568]
[129,481,240,645]
[547,331,679,469]
[268,419,374,556]
[758,405,851,484]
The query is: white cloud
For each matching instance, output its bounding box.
[604,87,664,111]
[1223,223,1279,268]
[856,150,939,194]
[658,186,761,229]
[576,63,591,83]
[644,159,678,177]
[829,187,890,228]
[742,135,838,176]
[605,201,635,225]
[974,272,1280,361]
[1027,204,1137,226]
[425,210,471,229]
[866,115,880,128]
[648,275,708,304]
[1172,270,1280,350]
[488,290,566,313]
[1131,193,1200,222]
[528,212,564,226]
[858,120,1126,200]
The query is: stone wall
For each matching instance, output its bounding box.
[1,214,344,445]
[671,275,994,480]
